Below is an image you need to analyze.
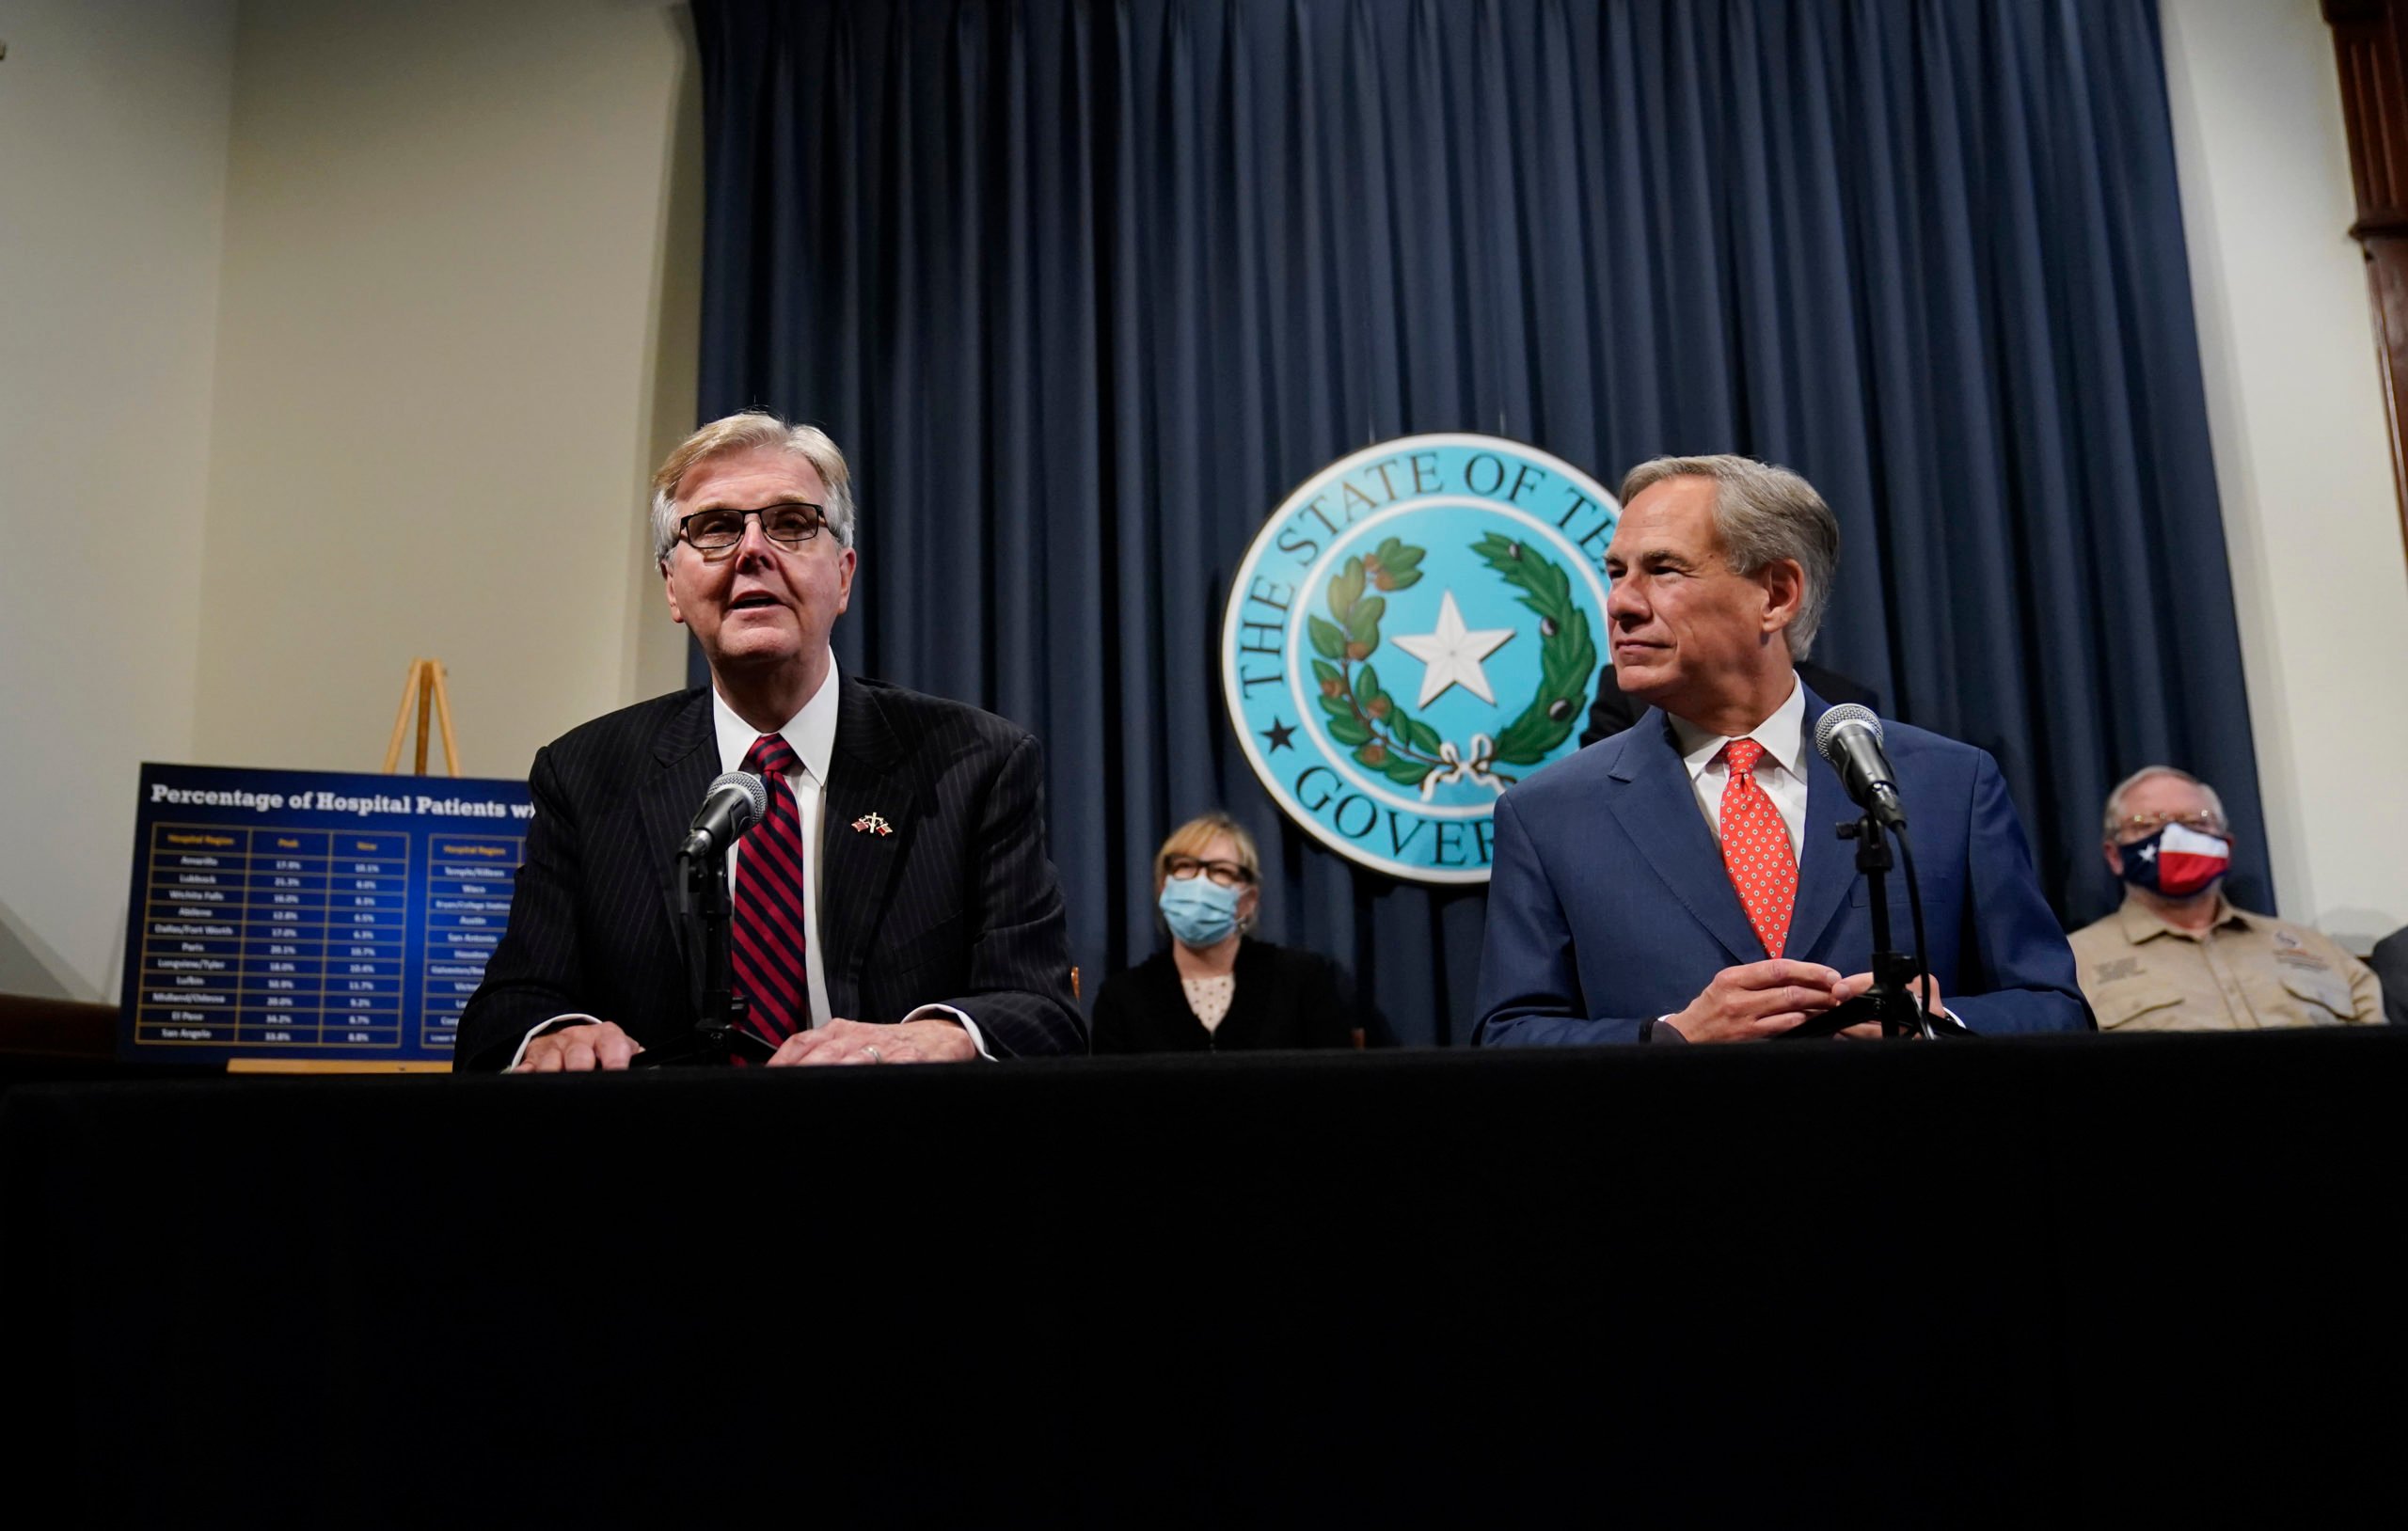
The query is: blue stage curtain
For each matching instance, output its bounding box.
[689,0,2266,1046]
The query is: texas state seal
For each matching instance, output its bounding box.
[1222,434,1619,884]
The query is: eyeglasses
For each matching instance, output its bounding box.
[2113,810,2226,840]
[1164,856,1254,889]
[676,503,829,556]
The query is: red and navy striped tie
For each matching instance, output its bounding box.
[732,733,811,1049]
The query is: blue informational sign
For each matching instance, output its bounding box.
[119,763,533,1065]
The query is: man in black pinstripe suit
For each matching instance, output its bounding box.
[456,415,1085,1071]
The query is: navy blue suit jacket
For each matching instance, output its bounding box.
[1473,690,2090,1044]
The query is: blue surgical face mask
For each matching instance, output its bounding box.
[1159,876,1242,949]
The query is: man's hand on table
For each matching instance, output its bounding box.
[1662,960,1873,1043]
[767,1016,977,1066]
[513,1020,644,1072]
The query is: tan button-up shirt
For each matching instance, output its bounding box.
[2068,894,2384,1032]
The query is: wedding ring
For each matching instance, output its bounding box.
[863,1045,884,1065]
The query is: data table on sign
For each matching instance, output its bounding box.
[420,834,523,1053]
[319,832,410,1046]
[133,826,408,1049]
[121,764,535,1065]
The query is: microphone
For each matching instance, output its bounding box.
[680,770,768,859]
[1814,703,1907,829]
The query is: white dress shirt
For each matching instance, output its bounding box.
[506,654,988,1065]
[1664,672,1810,861]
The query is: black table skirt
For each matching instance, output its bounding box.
[3,1031,2400,1523]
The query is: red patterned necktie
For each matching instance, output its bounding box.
[731,733,811,1047]
[1719,737,1797,959]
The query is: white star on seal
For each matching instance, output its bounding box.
[1389,591,1516,708]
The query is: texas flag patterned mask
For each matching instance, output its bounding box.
[2118,823,2231,897]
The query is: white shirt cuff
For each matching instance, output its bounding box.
[902,1002,994,1060]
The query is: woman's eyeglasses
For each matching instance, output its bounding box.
[1163,856,1253,889]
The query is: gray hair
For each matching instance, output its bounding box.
[649,412,857,565]
[2101,766,2228,839]
[1618,454,1840,659]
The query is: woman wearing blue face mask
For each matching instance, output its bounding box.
[1090,813,1363,1053]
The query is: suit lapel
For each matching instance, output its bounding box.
[1787,692,1860,962]
[1603,713,1764,965]
[817,676,920,1019]
[636,688,719,968]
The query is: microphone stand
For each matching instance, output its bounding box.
[637,842,776,1066]
[1798,810,1971,1040]
[1828,813,1926,1039]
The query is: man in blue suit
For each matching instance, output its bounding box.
[1474,455,2088,1045]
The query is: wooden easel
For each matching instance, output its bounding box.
[230,658,468,1074]
[383,657,461,777]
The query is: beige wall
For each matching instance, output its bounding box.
[191,0,700,781]
[1,0,699,1002]
[2162,0,2408,952]
[0,0,240,999]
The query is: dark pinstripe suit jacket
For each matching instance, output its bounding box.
[456,676,1085,1069]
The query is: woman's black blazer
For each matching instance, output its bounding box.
[1089,939,1358,1053]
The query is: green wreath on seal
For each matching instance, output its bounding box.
[1306,533,1598,797]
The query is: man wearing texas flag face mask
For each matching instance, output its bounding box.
[2069,766,2383,1031]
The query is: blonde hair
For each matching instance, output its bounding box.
[1152,812,1261,895]
[650,412,857,564]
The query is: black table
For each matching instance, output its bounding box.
[4,1031,2400,1522]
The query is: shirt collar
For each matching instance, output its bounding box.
[1668,671,1807,782]
[2113,890,2248,943]
[709,652,839,784]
